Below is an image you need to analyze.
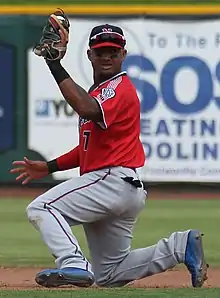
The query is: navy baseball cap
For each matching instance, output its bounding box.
[89,24,126,49]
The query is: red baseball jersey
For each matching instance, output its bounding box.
[78,71,145,175]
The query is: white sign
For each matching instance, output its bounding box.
[28,18,220,182]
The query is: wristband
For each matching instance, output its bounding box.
[47,159,59,174]
[46,60,70,85]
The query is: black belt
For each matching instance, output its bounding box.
[122,176,142,188]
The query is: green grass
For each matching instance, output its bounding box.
[1,0,220,5]
[0,198,219,297]
[0,198,219,267]
[1,289,220,298]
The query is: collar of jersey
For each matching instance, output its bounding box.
[92,71,127,92]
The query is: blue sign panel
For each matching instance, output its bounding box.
[0,44,14,151]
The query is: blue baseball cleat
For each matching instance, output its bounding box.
[184,229,208,287]
[35,267,95,288]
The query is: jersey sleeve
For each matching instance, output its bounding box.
[56,145,80,170]
[93,77,124,129]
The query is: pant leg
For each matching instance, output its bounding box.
[26,167,136,270]
[84,217,190,287]
[26,182,90,271]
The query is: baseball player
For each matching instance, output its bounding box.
[10,10,208,288]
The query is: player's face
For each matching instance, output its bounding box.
[88,47,126,81]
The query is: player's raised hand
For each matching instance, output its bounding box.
[33,9,70,61]
[10,157,49,185]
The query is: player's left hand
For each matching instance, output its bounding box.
[10,157,49,185]
[33,8,70,61]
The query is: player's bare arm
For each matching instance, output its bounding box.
[33,9,102,122]
[33,10,126,123]
[47,63,102,122]
[50,48,126,123]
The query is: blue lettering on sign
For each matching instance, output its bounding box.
[123,54,220,113]
[123,55,157,113]
[122,54,220,161]
[35,99,50,116]
[0,44,14,151]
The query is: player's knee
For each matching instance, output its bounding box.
[95,276,127,288]
[26,195,45,222]
[96,279,130,288]
[94,272,115,287]
[95,270,131,287]
[95,276,109,287]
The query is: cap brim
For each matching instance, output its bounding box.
[90,42,123,49]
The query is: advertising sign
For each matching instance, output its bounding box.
[28,19,220,182]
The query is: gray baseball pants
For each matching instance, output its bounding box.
[26,166,189,287]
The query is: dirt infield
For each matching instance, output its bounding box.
[0,267,219,290]
[0,185,220,290]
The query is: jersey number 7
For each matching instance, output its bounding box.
[83,130,91,151]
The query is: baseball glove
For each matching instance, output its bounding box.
[33,9,70,61]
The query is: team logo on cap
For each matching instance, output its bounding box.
[102,28,113,32]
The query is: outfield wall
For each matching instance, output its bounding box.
[1,9,220,185]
